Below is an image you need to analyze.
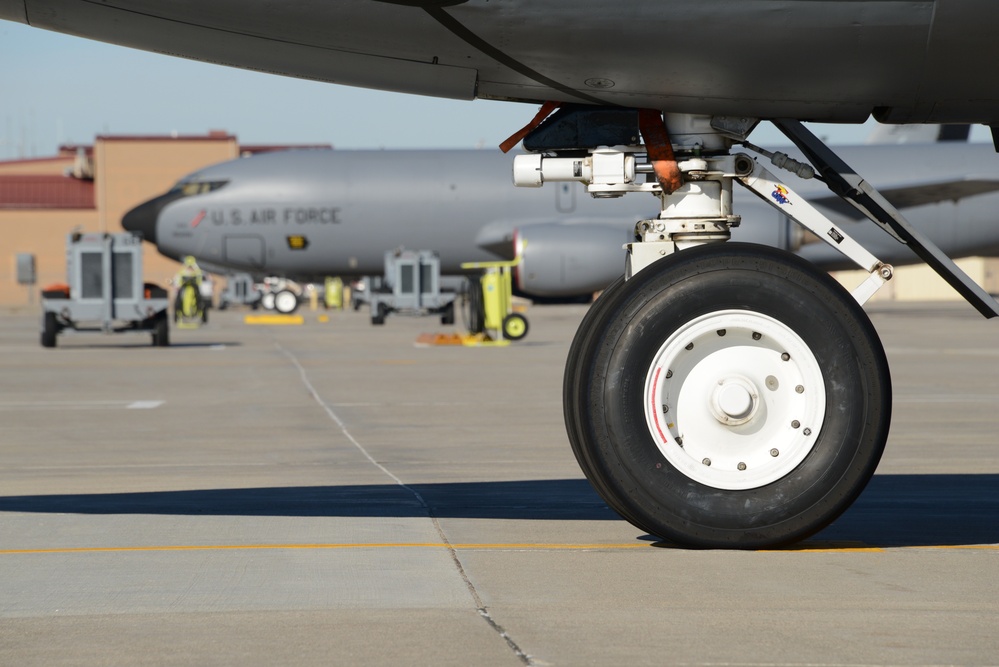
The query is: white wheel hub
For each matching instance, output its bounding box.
[644,310,825,490]
[274,290,297,314]
[710,376,758,425]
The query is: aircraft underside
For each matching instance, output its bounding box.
[4,1,999,124]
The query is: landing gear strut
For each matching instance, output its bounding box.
[512,108,999,548]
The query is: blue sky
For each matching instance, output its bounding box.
[1,20,981,160]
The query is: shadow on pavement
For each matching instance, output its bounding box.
[0,478,617,522]
[814,473,999,548]
[1,474,997,548]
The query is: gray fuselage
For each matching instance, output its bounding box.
[128,143,999,297]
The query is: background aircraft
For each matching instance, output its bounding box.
[122,148,657,301]
[124,138,999,302]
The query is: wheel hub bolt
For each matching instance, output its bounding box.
[791,420,800,428]
[781,352,791,361]
[752,332,762,340]
[770,448,779,457]
[685,342,694,350]
[702,458,711,466]
[795,385,804,393]
[803,428,812,436]
[717,329,726,336]
[737,462,747,471]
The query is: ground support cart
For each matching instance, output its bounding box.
[40,232,170,347]
[367,250,458,326]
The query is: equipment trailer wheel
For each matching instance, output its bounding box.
[564,243,891,549]
[440,302,455,325]
[371,303,388,326]
[41,312,58,348]
[152,315,170,347]
[273,289,299,314]
[502,313,529,340]
[463,276,485,334]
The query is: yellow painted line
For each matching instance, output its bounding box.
[243,314,304,325]
[763,547,886,553]
[2,542,996,556]
[765,543,999,554]
[0,543,650,556]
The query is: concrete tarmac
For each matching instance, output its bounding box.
[1,300,997,666]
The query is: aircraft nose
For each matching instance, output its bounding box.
[122,189,184,243]
[121,200,158,243]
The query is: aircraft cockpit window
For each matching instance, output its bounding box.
[169,180,229,197]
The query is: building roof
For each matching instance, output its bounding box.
[240,144,333,155]
[0,175,95,209]
[0,133,330,210]
[95,132,237,142]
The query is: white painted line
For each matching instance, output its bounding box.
[0,400,165,411]
[127,400,165,409]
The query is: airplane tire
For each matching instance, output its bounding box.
[564,243,891,549]
[563,275,656,534]
[501,313,529,341]
[261,292,276,311]
[41,312,58,348]
[273,289,299,314]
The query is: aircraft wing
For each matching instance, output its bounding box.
[812,177,999,219]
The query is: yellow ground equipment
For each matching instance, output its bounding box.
[324,277,344,310]
[174,276,206,329]
[460,259,529,342]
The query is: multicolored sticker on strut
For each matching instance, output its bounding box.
[771,184,792,206]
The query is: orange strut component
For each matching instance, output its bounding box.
[637,109,683,195]
[499,101,560,153]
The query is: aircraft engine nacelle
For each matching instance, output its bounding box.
[513,222,632,298]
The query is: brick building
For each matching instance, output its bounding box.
[0,132,328,306]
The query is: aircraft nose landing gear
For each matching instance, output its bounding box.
[512,107,998,548]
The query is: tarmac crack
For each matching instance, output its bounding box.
[277,343,535,666]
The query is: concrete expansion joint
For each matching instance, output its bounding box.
[278,341,536,665]
[432,514,534,665]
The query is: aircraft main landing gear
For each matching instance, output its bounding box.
[512,108,999,548]
[564,243,891,547]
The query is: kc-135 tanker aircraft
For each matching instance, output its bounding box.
[4,0,999,548]
[122,135,999,305]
